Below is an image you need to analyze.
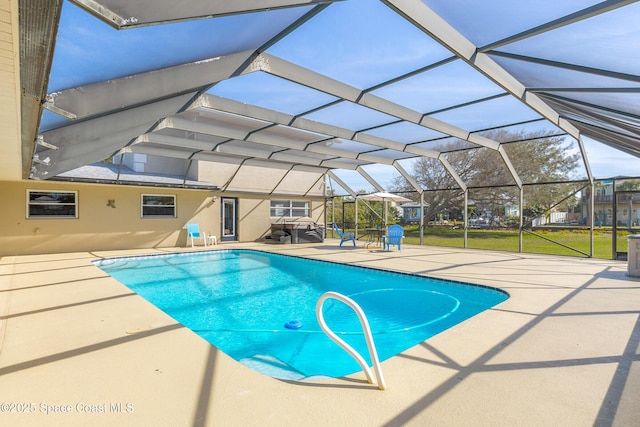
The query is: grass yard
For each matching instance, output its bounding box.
[400,225,635,259]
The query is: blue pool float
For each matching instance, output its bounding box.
[284,320,302,330]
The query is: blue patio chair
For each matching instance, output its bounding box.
[382,224,404,251]
[187,223,206,248]
[333,223,356,248]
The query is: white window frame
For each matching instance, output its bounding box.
[141,194,176,218]
[26,189,78,218]
[270,200,310,219]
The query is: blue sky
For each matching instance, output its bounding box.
[46,0,640,190]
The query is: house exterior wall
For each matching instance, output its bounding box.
[0,0,22,181]
[234,195,326,241]
[401,206,421,223]
[580,183,640,226]
[0,180,325,256]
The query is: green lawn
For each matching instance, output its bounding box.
[398,225,634,259]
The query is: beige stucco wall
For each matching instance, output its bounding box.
[0,180,326,255]
[233,194,326,241]
[0,0,22,181]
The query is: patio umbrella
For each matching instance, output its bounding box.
[358,191,411,228]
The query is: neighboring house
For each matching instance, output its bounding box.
[399,202,428,223]
[580,181,640,226]
[504,203,519,217]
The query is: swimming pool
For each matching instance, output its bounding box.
[95,250,508,380]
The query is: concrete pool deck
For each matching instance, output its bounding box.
[0,241,638,426]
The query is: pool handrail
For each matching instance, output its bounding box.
[315,291,386,390]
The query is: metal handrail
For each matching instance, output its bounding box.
[315,291,386,390]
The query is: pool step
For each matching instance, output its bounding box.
[239,354,306,380]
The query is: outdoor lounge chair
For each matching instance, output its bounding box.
[187,223,206,248]
[333,223,356,247]
[382,224,404,251]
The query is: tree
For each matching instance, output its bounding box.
[391,130,581,224]
[616,179,640,191]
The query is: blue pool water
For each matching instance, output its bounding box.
[95,250,508,380]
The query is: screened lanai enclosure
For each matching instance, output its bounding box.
[20,0,640,258]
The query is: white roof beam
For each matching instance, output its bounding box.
[33,94,195,178]
[573,122,640,158]
[190,152,247,165]
[383,0,581,144]
[166,115,369,165]
[270,152,323,166]
[498,145,523,188]
[576,135,594,185]
[392,161,423,193]
[131,145,329,176]
[214,143,281,159]
[351,133,408,152]
[355,166,385,192]
[480,0,638,51]
[256,54,362,102]
[293,164,330,174]
[402,145,441,158]
[45,51,256,120]
[201,94,442,157]
[302,139,357,158]
[487,51,640,84]
[438,156,467,191]
[326,170,357,197]
[167,116,331,158]
[133,132,348,172]
[44,94,194,145]
[356,152,396,165]
[122,145,193,160]
[249,132,316,150]
[70,0,339,29]
[466,134,500,151]
[243,158,296,170]
[163,117,256,141]
[31,124,153,179]
[196,95,295,126]
[135,133,219,151]
[256,53,503,152]
[321,159,364,170]
[358,92,422,122]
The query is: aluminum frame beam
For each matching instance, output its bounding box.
[44,51,256,120]
[32,93,196,178]
[198,95,443,158]
[487,51,640,85]
[326,170,357,198]
[198,98,469,187]
[384,0,582,144]
[392,161,423,194]
[70,0,339,29]
[257,53,504,152]
[139,122,366,171]
[479,0,637,52]
[355,166,385,192]
[125,144,328,175]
